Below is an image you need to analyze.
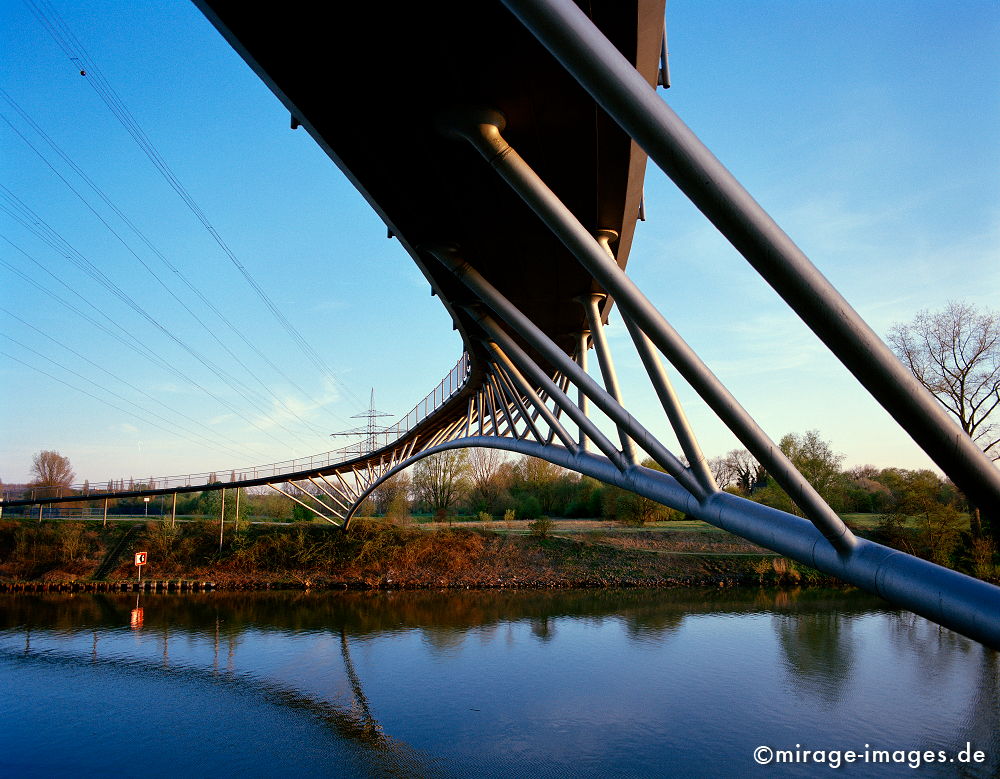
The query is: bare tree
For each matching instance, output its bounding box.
[30,450,75,494]
[411,450,470,516]
[722,449,766,494]
[467,448,509,511]
[371,472,411,515]
[708,455,735,489]
[888,301,1000,460]
[889,301,1000,541]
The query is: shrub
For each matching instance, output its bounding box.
[872,513,913,553]
[751,558,772,583]
[529,516,553,538]
[57,522,88,562]
[771,557,801,584]
[386,492,411,526]
[916,504,963,566]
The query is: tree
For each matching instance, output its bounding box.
[30,450,74,495]
[747,431,844,515]
[411,450,470,516]
[466,448,510,513]
[720,449,767,495]
[884,469,964,566]
[371,472,411,516]
[888,301,999,459]
[888,301,1000,540]
[779,430,844,499]
[509,456,564,514]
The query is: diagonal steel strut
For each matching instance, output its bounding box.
[442,113,854,551]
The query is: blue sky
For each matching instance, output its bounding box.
[1,0,998,486]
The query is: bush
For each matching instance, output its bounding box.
[387,492,411,526]
[916,504,963,566]
[528,516,553,538]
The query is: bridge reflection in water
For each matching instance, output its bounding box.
[1,590,997,777]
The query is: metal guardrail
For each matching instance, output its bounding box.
[3,353,471,502]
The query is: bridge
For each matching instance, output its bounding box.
[3,0,999,649]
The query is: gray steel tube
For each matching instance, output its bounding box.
[433,247,705,496]
[346,436,1000,650]
[576,331,590,451]
[491,359,545,442]
[487,342,582,453]
[624,317,718,495]
[501,0,1000,524]
[478,317,630,469]
[449,118,854,550]
[580,293,638,464]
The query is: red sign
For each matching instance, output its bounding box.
[134,551,147,566]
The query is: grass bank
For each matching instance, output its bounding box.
[0,517,836,590]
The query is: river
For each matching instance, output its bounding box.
[0,588,996,777]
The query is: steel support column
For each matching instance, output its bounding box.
[492,358,544,443]
[576,330,590,451]
[486,341,579,452]
[268,482,340,525]
[580,290,637,465]
[623,318,717,495]
[479,320,630,470]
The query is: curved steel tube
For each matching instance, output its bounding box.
[344,436,1000,650]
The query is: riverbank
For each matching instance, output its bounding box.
[0,517,844,591]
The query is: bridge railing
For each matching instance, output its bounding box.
[3,353,471,503]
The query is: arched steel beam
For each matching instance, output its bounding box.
[342,435,1000,650]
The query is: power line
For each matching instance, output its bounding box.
[0,188,318,450]
[0,244,305,454]
[1,111,329,442]
[0,348,275,469]
[25,0,367,411]
[0,310,273,463]
[0,330,266,463]
[1,238,205,381]
[0,89,352,430]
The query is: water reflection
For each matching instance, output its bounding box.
[0,589,996,778]
[1,602,441,778]
[0,588,896,639]
[774,611,855,703]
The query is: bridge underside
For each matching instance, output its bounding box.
[4,1,998,648]
[195,0,656,375]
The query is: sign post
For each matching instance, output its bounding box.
[135,551,147,586]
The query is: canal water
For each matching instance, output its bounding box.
[0,588,996,778]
